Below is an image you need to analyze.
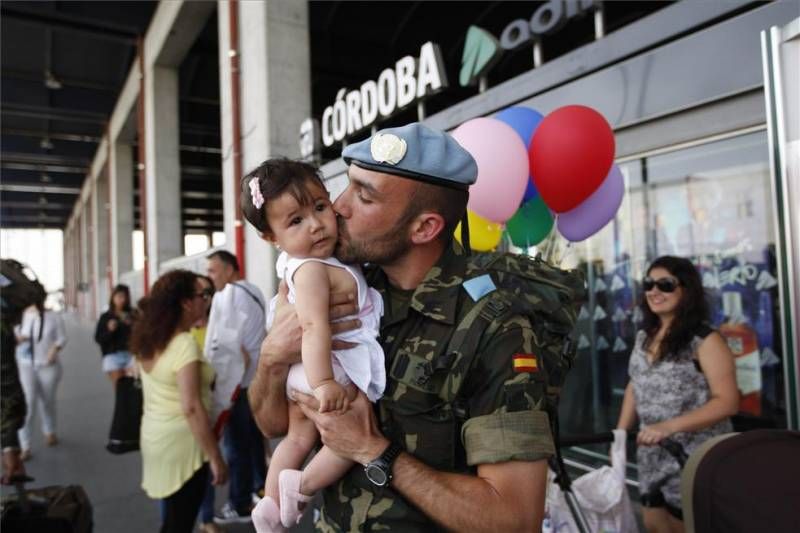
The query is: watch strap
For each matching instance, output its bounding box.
[380,442,402,471]
[364,442,403,487]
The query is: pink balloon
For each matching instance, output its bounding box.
[451,117,529,223]
[557,164,624,242]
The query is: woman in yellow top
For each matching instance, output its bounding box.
[130,270,228,533]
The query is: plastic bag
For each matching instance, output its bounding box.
[544,429,639,533]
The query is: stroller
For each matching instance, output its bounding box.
[680,429,800,533]
[546,430,688,533]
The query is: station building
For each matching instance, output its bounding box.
[3,1,797,482]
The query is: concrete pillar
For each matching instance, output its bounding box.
[70,225,77,310]
[218,0,312,297]
[88,188,100,319]
[94,173,111,310]
[69,225,76,309]
[144,66,182,282]
[79,208,89,318]
[63,225,72,310]
[110,142,134,279]
[68,224,76,310]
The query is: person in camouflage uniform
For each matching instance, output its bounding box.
[1,317,28,483]
[250,123,554,532]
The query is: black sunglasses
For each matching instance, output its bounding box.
[642,276,680,293]
[195,289,214,301]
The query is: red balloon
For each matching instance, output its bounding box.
[530,105,615,213]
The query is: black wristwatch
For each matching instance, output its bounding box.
[364,442,402,487]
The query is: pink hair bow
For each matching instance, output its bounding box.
[249,177,265,209]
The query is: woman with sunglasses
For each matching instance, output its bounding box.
[189,275,215,355]
[131,270,228,533]
[616,256,738,533]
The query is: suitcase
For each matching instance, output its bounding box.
[1,480,93,533]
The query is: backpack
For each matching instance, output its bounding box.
[0,259,47,324]
[441,252,586,428]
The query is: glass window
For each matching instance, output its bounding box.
[549,131,786,442]
[184,234,211,256]
[212,231,226,247]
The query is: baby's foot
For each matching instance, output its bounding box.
[279,469,313,528]
[251,496,286,533]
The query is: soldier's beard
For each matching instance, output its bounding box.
[335,216,413,266]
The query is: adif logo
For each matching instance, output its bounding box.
[460,26,502,87]
[460,0,599,87]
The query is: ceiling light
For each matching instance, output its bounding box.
[40,137,54,150]
[40,174,52,183]
[45,71,63,90]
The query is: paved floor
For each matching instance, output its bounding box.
[1,313,316,532]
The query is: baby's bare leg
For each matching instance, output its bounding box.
[299,445,355,495]
[264,401,319,502]
[297,384,359,494]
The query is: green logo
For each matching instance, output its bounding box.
[459,25,503,87]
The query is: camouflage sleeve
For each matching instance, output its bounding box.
[460,316,554,466]
[1,326,26,448]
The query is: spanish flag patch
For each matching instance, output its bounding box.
[513,353,538,373]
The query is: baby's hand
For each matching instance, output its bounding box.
[313,381,349,413]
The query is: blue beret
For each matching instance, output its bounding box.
[342,122,477,190]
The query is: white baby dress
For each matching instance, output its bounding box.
[266,252,386,402]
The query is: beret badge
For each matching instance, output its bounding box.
[370,133,407,165]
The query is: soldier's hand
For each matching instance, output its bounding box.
[329,290,360,349]
[260,282,303,367]
[261,282,359,367]
[294,390,388,465]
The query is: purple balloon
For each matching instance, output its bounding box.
[557,164,624,242]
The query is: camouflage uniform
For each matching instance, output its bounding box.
[1,319,27,449]
[317,242,555,532]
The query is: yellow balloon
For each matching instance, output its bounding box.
[454,210,503,251]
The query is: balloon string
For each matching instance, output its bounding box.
[543,216,560,265]
[559,241,574,267]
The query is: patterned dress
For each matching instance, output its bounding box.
[628,327,733,509]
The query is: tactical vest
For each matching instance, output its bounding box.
[381,252,585,470]
[320,251,585,531]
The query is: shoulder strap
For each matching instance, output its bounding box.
[440,290,514,408]
[387,286,510,403]
[230,282,265,314]
[27,315,36,355]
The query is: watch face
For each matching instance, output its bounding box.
[365,464,388,486]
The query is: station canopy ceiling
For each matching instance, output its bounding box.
[1,0,223,233]
[1,0,666,231]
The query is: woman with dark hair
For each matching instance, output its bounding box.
[616,256,739,533]
[94,284,134,386]
[132,270,227,533]
[14,293,67,460]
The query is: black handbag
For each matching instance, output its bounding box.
[106,376,143,454]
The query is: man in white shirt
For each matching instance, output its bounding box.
[204,250,267,524]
